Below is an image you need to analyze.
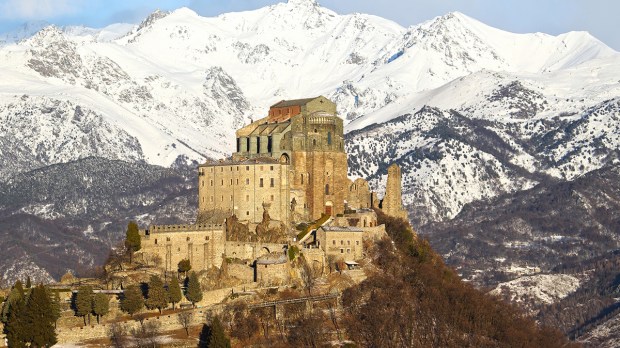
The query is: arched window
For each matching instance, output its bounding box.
[325,184,330,195]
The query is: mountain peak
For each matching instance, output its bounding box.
[287,0,319,6]
[136,9,170,32]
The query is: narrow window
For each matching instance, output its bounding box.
[246,211,250,216]
[356,241,359,246]
[201,180,204,187]
[325,184,330,195]
[246,195,250,202]
[313,139,316,146]
[301,174,304,185]
[340,249,344,254]
[210,180,213,186]
[327,132,332,145]
[221,179,224,186]
[246,166,250,171]
[260,178,264,187]
[154,239,158,245]
[270,178,275,187]
[230,179,233,185]
[270,166,274,171]
[270,195,274,201]
[246,178,250,185]
[332,240,336,245]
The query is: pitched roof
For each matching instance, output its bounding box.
[270,97,318,108]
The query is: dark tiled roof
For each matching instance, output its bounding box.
[270,97,318,108]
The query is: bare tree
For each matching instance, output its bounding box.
[131,320,161,348]
[109,322,127,348]
[300,257,317,296]
[178,310,193,337]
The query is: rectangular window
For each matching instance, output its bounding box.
[270,195,274,201]
[246,166,250,171]
[246,195,249,202]
[340,249,344,254]
[260,178,264,187]
[347,249,350,254]
[210,180,213,186]
[270,166,274,171]
[230,179,233,185]
[270,178,275,187]
[246,178,250,185]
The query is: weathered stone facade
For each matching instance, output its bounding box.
[382,163,408,220]
[316,226,364,261]
[347,178,372,210]
[199,96,347,225]
[138,224,226,273]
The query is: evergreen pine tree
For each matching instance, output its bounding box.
[1,286,24,324]
[178,259,191,278]
[75,286,94,325]
[5,297,26,348]
[92,293,109,324]
[185,271,203,307]
[120,284,144,317]
[125,221,141,264]
[208,316,231,348]
[48,289,61,328]
[14,280,25,298]
[24,285,57,347]
[168,277,182,310]
[25,277,31,289]
[145,275,167,314]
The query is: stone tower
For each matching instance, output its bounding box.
[382,164,408,220]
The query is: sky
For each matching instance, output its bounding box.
[0,0,618,51]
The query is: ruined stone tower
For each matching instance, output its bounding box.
[381,164,408,220]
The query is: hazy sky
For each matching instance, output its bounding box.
[0,0,618,51]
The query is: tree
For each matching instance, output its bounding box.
[177,310,193,336]
[145,275,167,314]
[92,293,110,324]
[131,321,161,348]
[168,277,182,310]
[185,271,203,306]
[178,259,191,278]
[1,285,24,324]
[120,284,144,317]
[5,297,26,348]
[125,221,141,264]
[48,289,62,328]
[25,277,31,289]
[300,256,317,295]
[75,286,94,325]
[207,316,231,348]
[108,322,127,348]
[23,285,57,347]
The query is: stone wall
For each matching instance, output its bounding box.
[198,160,290,224]
[347,178,372,210]
[317,227,363,261]
[139,224,226,273]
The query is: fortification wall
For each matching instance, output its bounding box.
[139,224,225,272]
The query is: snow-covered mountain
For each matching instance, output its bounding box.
[0,1,618,214]
[0,0,619,252]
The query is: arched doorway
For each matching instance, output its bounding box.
[325,201,333,216]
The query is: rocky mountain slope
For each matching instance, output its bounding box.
[0,157,197,286]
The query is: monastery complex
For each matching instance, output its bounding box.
[138,96,408,284]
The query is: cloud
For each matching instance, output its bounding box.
[0,0,84,19]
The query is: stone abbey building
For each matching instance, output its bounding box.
[139,96,407,282]
[198,96,348,224]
